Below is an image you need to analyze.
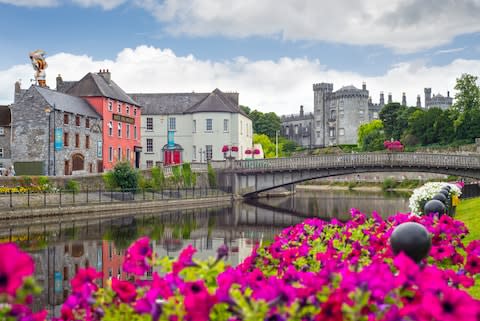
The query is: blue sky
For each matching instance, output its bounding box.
[1,0,480,113]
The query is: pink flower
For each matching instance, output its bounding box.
[173,245,196,275]
[0,243,34,296]
[425,287,478,321]
[123,237,152,275]
[70,267,101,293]
[112,278,137,302]
[182,281,216,321]
[465,255,480,275]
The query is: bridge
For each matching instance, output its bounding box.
[216,152,480,197]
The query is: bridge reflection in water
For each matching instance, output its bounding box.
[0,190,409,317]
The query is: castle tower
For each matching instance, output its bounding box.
[313,83,333,147]
[416,95,421,108]
[300,105,304,117]
[362,82,366,91]
[380,91,385,106]
[402,92,407,106]
[388,92,393,104]
[424,88,432,109]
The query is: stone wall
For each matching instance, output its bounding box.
[0,125,11,169]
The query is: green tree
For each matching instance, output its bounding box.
[106,161,139,191]
[379,103,405,140]
[253,134,276,158]
[452,74,480,114]
[357,120,386,151]
[240,106,281,139]
[207,163,217,188]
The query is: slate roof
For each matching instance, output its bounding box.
[34,86,101,118]
[337,85,360,92]
[0,105,11,126]
[129,89,246,116]
[66,72,139,106]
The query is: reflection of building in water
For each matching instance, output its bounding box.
[30,241,102,317]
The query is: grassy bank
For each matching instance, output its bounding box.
[456,197,480,298]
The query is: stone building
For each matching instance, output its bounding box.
[280,105,314,148]
[0,105,12,172]
[282,82,382,147]
[131,88,252,167]
[424,88,453,110]
[10,85,102,176]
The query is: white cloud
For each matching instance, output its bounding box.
[134,0,480,53]
[0,0,58,7]
[434,47,465,55]
[71,0,127,10]
[1,46,479,115]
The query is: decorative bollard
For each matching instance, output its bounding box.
[439,189,449,198]
[390,222,431,263]
[424,199,446,216]
[432,193,447,204]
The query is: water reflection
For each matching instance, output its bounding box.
[0,189,409,316]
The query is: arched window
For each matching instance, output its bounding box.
[72,153,84,171]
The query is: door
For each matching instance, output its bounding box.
[64,160,70,175]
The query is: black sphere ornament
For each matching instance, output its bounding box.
[439,189,450,198]
[441,185,451,191]
[432,193,447,204]
[424,199,446,215]
[390,222,432,263]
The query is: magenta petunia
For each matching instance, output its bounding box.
[172,244,196,275]
[465,255,480,275]
[123,237,152,275]
[0,243,35,296]
[112,277,137,302]
[182,280,216,321]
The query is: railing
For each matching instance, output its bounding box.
[0,187,232,211]
[231,153,480,171]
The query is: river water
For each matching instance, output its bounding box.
[1,189,410,315]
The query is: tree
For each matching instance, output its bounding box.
[240,106,281,139]
[106,161,139,191]
[253,134,276,158]
[379,103,405,140]
[357,120,386,151]
[452,74,480,114]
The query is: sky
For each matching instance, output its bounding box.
[1,0,480,114]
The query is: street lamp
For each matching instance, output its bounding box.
[44,107,52,176]
[275,130,279,158]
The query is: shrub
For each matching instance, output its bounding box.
[207,163,217,188]
[382,177,396,190]
[110,162,139,191]
[65,180,80,192]
[172,165,182,186]
[151,166,165,190]
[182,163,193,188]
[102,170,116,189]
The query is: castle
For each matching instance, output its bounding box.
[281,83,453,148]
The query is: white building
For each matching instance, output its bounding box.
[130,89,252,168]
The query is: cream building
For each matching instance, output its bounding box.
[130,89,252,168]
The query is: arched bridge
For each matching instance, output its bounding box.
[216,153,480,197]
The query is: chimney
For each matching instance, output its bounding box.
[447,91,450,98]
[380,91,385,106]
[99,69,111,82]
[402,92,406,106]
[300,105,304,117]
[56,74,63,90]
[416,95,421,108]
[388,92,392,104]
[362,82,366,91]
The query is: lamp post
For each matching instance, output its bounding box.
[44,107,52,176]
[275,130,279,158]
[52,104,56,176]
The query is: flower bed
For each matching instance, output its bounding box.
[1,210,479,320]
[409,182,462,216]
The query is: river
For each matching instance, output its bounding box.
[1,189,410,315]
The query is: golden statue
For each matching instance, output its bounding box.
[29,50,48,87]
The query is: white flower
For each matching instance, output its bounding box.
[408,182,461,216]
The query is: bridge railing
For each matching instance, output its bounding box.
[231,153,480,171]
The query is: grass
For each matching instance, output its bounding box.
[456,197,480,298]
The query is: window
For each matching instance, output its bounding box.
[168,117,176,131]
[118,147,122,160]
[117,103,122,113]
[134,125,137,139]
[118,122,122,137]
[224,119,229,132]
[64,114,69,125]
[126,148,130,161]
[240,120,243,135]
[373,112,379,119]
[286,126,289,135]
[108,100,113,111]
[294,125,299,134]
[146,139,153,153]
[89,163,93,173]
[206,119,212,131]
[85,118,90,128]
[108,147,113,162]
[126,124,130,139]
[339,128,345,136]
[329,128,335,137]
[206,145,212,161]
[85,135,90,149]
[317,131,321,138]
[126,105,130,114]
[193,145,196,160]
[339,110,345,118]
[0,148,3,158]
[146,160,153,168]
[75,115,80,126]
[75,133,80,148]
[0,127,5,135]
[359,110,365,115]
[133,108,137,116]
[64,132,69,147]
[193,120,196,133]
[330,110,336,119]
[146,118,153,130]
[108,121,113,136]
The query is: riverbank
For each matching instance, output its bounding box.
[296,183,413,193]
